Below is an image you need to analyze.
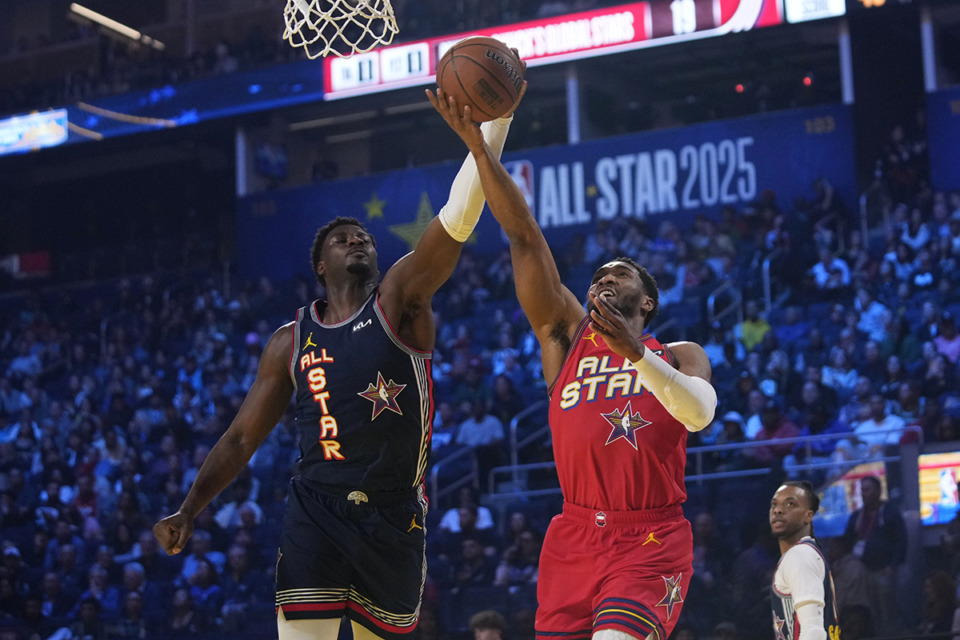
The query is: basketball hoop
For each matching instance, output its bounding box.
[283,0,398,59]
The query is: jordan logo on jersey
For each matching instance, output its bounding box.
[358,372,406,419]
[655,574,684,621]
[600,401,651,450]
[304,332,317,349]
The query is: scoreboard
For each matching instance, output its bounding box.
[323,0,845,100]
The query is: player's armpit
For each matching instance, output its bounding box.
[629,345,717,431]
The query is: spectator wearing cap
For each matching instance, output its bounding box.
[934,312,960,364]
[2,546,30,596]
[703,412,747,473]
[469,609,507,640]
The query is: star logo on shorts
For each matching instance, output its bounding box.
[357,372,406,420]
[601,401,650,449]
[655,574,684,621]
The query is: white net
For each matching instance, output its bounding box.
[283,0,399,59]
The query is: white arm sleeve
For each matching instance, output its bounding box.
[438,115,513,242]
[796,603,827,640]
[781,544,828,640]
[629,345,717,432]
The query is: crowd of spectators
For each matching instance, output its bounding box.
[1,8,959,626]
[0,144,958,639]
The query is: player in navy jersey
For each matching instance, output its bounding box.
[770,481,841,640]
[430,86,716,640]
[153,70,527,640]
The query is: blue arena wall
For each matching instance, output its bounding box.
[928,86,960,192]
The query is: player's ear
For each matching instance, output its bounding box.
[315,260,326,281]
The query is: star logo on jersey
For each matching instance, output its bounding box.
[655,574,684,621]
[601,402,651,449]
[773,613,787,640]
[358,372,406,420]
[583,331,599,347]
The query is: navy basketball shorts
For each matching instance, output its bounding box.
[535,502,694,640]
[275,476,428,640]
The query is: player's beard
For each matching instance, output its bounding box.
[586,291,644,322]
[346,261,376,281]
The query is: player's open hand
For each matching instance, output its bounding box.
[153,511,195,556]
[587,291,644,362]
[426,87,484,152]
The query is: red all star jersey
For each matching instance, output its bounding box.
[548,316,688,511]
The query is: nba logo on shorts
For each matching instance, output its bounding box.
[595,511,607,527]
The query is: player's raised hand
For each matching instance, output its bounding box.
[426,87,484,152]
[153,511,195,556]
[587,291,645,362]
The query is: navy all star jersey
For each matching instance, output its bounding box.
[288,289,433,492]
[772,537,841,640]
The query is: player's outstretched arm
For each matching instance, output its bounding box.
[383,73,526,310]
[153,324,294,555]
[428,88,584,372]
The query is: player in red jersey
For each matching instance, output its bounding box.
[430,90,717,640]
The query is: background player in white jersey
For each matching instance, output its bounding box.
[769,481,841,640]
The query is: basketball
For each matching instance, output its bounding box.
[436,36,524,123]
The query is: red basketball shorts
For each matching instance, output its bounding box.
[535,502,693,640]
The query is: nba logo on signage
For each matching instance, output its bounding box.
[506,160,535,213]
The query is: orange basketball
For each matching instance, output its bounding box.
[436,36,524,123]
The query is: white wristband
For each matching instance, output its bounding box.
[629,345,717,432]
[438,115,513,242]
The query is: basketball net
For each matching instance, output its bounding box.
[283,0,398,58]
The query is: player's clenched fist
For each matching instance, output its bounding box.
[153,511,194,556]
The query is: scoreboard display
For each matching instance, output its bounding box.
[323,0,843,100]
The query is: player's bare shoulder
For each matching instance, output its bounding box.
[260,321,297,369]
